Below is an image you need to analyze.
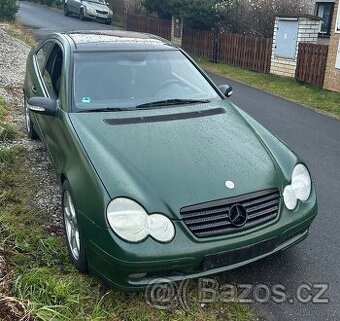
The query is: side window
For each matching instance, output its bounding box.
[40,44,64,99]
[36,42,54,73]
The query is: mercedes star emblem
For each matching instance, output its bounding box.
[229,204,248,227]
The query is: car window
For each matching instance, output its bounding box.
[36,41,54,74]
[73,50,221,111]
[43,44,64,99]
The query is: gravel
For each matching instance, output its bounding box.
[0,26,64,233]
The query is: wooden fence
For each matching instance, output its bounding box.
[218,33,272,73]
[182,28,215,60]
[295,43,329,87]
[174,26,273,73]
[125,14,273,73]
[125,13,172,41]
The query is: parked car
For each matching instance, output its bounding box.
[64,0,113,25]
[23,30,317,290]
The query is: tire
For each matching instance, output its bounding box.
[80,9,86,21]
[24,97,38,140]
[62,180,88,273]
[105,19,112,25]
[64,4,69,16]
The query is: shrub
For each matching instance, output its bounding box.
[0,0,19,21]
[39,0,54,6]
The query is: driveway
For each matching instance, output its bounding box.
[17,1,114,38]
[17,2,340,320]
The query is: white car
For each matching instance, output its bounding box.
[64,0,113,25]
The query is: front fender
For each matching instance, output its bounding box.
[56,112,111,229]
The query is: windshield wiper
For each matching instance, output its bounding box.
[135,99,210,109]
[78,107,131,113]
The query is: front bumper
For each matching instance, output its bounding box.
[80,190,317,290]
[84,10,112,23]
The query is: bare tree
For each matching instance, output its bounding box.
[216,0,314,37]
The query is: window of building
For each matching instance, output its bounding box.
[336,40,340,69]
[315,2,334,35]
[336,3,340,33]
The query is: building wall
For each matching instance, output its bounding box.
[271,17,321,77]
[323,0,340,92]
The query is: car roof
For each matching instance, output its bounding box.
[59,30,178,51]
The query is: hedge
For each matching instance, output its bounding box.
[0,0,19,21]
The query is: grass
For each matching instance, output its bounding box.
[4,21,38,47]
[197,58,340,119]
[0,97,16,140]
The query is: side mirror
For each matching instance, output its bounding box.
[27,97,57,116]
[218,84,233,98]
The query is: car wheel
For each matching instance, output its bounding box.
[80,9,86,21]
[64,4,69,16]
[62,180,88,273]
[105,19,112,25]
[24,97,38,140]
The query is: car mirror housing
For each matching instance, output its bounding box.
[218,84,233,98]
[27,97,57,116]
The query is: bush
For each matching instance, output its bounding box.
[0,0,19,21]
[39,0,54,6]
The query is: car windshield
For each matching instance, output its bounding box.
[73,50,221,111]
[85,0,106,4]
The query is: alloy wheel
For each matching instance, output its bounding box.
[63,191,81,260]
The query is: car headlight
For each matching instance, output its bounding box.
[107,198,175,243]
[283,164,312,210]
[86,6,96,15]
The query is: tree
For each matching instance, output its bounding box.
[143,0,236,29]
[0,0,19,21]
[143,0,188,19]
[143,0,313,36]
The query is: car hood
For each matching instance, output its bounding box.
[69,101,285,219]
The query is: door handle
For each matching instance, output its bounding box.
[32,85,37,93]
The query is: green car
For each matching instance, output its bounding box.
[24,30,317,290]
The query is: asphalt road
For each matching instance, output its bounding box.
[17,2,340,320]
[17,1,114,38]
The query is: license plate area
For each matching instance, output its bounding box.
[203,238,276,271]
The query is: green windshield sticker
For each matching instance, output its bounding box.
[82,97,91,103]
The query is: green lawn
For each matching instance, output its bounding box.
[0,97,16,140]
[197,58,340,119]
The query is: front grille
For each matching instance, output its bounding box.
[96,10,108,14]
[180,189,280,238]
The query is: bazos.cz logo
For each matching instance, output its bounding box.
[145,278,330,311]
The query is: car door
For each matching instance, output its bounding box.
[30,41,65,164]
[26,41,54,139]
